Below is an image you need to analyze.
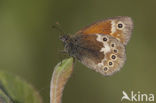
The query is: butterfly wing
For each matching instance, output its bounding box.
[76,16,133,45]
[61,16,132,76]
[70,34,126,76]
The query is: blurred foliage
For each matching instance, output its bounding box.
[0,0,156,103]
[0,89,12,103]
[0,71,42,103]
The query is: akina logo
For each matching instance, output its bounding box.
[121,91,154,102]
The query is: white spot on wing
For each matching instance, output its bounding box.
[98,62,104,67]
[96,34,103,41]
[111,20,116,34]
[96,34,111,54]
[96,34,111,68]
[100,43,110,53]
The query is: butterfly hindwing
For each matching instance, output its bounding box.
[94,34,126,76]
[67,34,126,76]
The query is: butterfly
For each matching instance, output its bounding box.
[60,16,133,76]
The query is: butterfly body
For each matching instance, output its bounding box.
[60,16,133,76]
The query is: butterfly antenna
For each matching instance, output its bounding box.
[51,22,65,36]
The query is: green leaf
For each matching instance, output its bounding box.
[50,57,74,103]
[0,89,12,103]
[0,71,42,103]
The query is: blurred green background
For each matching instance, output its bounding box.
[0,0,156,103]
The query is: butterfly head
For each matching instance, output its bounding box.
[59,35,70,43]
[60,34,75,55]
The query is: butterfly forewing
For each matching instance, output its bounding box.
[76,16,133,45]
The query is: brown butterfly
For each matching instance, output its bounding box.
[60,16,133,76]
